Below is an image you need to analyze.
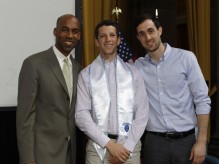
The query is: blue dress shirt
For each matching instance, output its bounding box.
[135,43,211,132]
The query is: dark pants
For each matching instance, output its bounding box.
[65,143,73,164]
[143,133,196,164]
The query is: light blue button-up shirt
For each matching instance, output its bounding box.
[135,43,211,132]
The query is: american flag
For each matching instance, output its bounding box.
[117,31,133,62]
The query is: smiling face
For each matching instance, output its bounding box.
[53,15,80,56]
[95,25,120,60]
[136,19,162,53]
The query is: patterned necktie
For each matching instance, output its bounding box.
[62,58,71,98]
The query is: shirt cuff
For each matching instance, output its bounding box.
[123,140,136,152]
[95,133,110,148]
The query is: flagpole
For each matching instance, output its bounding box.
[111,1,133,62]
[155,9,158,18]
[112,7,122,23]
[112,0,122,23]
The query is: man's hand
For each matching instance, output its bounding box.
[190,114,209,164]
[108,156,122,164]
[189,142,206,164]
[105,140,130,163]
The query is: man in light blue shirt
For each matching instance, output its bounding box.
[134,13,211,164]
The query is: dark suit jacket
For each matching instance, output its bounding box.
[16,47,82,164]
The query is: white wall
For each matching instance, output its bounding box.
[0,0,75,106]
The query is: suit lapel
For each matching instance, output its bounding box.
[70,57,78,99]
[46,47,69,96]
[46,48,80,115]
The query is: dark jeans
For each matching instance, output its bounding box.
[143,133,196,164]
[203,155,219,164]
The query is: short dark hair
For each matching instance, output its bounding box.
[134,13,161,33]
[95,20,120,39]
[56,14,79,28]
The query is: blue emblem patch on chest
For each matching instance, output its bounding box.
[124,123,129,132]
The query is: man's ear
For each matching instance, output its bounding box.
[158,26,163,36]
[136,34,141,42]
[117,37,121,46]
[53,28,57,36]
[95,39,99,47]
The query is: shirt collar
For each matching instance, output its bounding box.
[144,43,171,62]
[53,45,72,66]
[100,54,117,66]
[162,43,171,61]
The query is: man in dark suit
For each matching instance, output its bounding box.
[16,14,82,164]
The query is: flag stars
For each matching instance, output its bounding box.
[117,31,133,62]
